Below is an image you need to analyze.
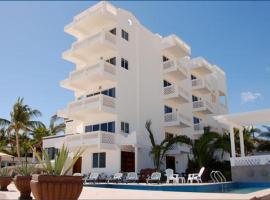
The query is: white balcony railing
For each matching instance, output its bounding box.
[169,144,190,153]
[193,100,214,112]
[164,112,191,126]
[194,123,205,131]
[230,155,270,167]
[65,131,115,147]
[163,60,189,77]
[69,61,116,80]
[68,94,115,112]
[192,78,212,92]
[164,85,190,101]
[71,31,116,51]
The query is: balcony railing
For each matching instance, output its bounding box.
[230,155,270,167]
[193,100,214,113]
[164,85,190,102]
[193,123,205,131]
[71,31,116,51]
[192,78,212,92]
[164,112,192,127]
[168,144,190,153]
[68,94,115,112]
[163,60,189,78]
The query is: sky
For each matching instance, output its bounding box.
[0,1,269,125]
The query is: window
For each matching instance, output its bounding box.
[163,80,172,87]
[164,105,173,114]
[121,29,129,41]
[191,74,197,80]
[121,121,130,134]
[121,58,128,70]
[109,28,116,35]
[192,95,198,102]
[85,122,115,133]
[163,56,169,62]
[193,117,200,124]
[87,88,116,98]
[45,147,59,160]
[106,57,116,65]
[92,152,106,168]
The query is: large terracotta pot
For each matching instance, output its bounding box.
[14,176,32,200]
[30,174,83,200]
[0,177,12,191]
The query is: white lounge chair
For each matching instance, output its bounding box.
[107,172,123,183]
[146,172,161,184]
[165,169,179,184]
[187,167,205,183]
[125,172,139,183]
[85,172,99,184]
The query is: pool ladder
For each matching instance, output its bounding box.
[210,171,226,183]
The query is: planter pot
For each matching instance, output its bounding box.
[0,177,12,191]
[30,174,83,200]
[14,176,32,200]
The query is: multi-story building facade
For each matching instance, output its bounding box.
[43,1,228,175]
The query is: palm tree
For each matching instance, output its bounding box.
[259,126,270,138]
[0,97,42,163]
[31,115,65,150]
[145,120,192,170]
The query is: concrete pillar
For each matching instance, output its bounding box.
[135,146,138,173]
[229,126,236,158]
[239,128,245,157]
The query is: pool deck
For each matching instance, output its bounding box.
[1,183,270,200]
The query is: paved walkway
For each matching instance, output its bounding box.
[1,184,270,200]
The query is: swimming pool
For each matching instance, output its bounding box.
[86,182,270,194]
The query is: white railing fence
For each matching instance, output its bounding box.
[231,155,270,167]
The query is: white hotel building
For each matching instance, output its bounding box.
[43,1,228,175]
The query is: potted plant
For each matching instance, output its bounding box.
[0,167,12,191]
[14,163,35,200]
[31,145,84,200]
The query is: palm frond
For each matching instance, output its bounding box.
[145,120,156,147]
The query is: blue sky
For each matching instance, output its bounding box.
[0,1,269,125]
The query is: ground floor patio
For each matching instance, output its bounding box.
[1,183,270,200]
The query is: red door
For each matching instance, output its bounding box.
[73,157,82,174]
[121,151,135,172]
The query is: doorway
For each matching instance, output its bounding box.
[73,157,82,174]
[121,151,135,172]
[166,156,175,171]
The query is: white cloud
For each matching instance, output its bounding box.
[241,91,262,104]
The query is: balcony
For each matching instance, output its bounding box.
[64,1,117,39]
[192,78,212,94]
[164,85,190,105]
[61,61,116,92]
[190,57,213,75]
[162,35,191,57]
[168,144,190,154]
[193,100,215,114]
[193,123,206,134]
[58,94,116,121]
[62,30,117,65]
[163,59,189,81]
[164,112,192,128]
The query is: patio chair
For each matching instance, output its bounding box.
[85,172,100,184]
[125,172,139,183]
[146,172,161,184]
[107,172,123,183]
[165,169,179,184]
[187,167,205,183]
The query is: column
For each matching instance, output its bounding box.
[134,146,138,173]
[239,128,245,157]
[229,126,236,158]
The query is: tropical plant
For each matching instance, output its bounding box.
[0,168,10,177]
[15,163,35,176]
[33,145,84,176]
[0,98,42,163]
[259,125,270,138]
[145,120,192,170]
[234,127,257,156]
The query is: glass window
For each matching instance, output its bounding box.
[125,123,129,134]
[121,58,128,70]
[108,122,115,133]
[164,105,173,114]
[92,153,99,168]
[193,117,200,124]
[93,124,100,131]
[192,95,199,102]
[191,74,197,80]
[121,29,129,41]
[109,28,116,35]
[163,80,172,87]
[121,121,130,133]
[85,125,92,133]
[163,56,169,62]
[101,123,107,132]
[106,57,116,65]
[46,147,58,160]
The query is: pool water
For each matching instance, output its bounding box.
[86,182,270,194]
